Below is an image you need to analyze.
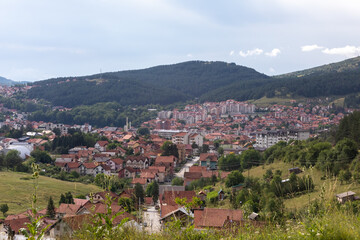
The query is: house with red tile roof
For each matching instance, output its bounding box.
[194,208,243,229]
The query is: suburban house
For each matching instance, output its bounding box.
[199,153,218,170]
[106,158,125,172]
[83,162,106,176]
[125,155,149,169]
[94,141,109,152]
[194,208,243,229]
[65,162,86,175]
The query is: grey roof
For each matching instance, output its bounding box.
[248,212,259,220]
[336,191,356,198]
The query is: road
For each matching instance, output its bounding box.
[175,156,200,178]
[143,206,162,232]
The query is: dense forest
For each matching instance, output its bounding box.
[26,57,360,108]
[26,61,270,107]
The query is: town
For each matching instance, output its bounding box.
[0,83,357,239]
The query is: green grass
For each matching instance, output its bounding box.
[250,97,302,107]
[247,161,360,210]
[0,171,101,215]
[330,97,345,107]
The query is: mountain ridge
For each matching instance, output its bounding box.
[26,57,360,107]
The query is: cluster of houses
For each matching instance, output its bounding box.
[54,135,180,188]
[0,185,264,239]
[0,191,137,239]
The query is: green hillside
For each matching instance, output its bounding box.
[27,61,269,107]
[0,171,101,215]
[26,57,360,108]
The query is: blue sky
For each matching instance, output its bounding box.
[0,0,359,81]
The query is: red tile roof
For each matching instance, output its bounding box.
[194,208,243,228]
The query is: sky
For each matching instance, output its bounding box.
[0,0,360,82]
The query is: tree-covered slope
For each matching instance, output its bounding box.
[27,57,360,107]
[26,61,269,107]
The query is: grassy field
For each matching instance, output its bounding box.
[246,161,360,210]
[0,171,101,216]
[250,97,300,107]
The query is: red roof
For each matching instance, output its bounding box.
[96,141,109,147]
[161,190,196,206]
[110,158,124,165]
[57,204,82,215]
[83,162,97,169]
[194,208,243,228]
[132,178,147,185]
[66,162,81,169]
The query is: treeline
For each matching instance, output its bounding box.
[27,61,268,107]
[26,59,360,108]
[51,130,100,154]
[28,102,160,128]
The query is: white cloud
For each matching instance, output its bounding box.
[301,44,324,52]
[229,50,234,56]
[269,67,276,73]
[186,53,193,57]
[322,45,360,57]
[239,48,263,57]
[265,48,281,57]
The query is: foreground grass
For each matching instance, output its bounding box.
[0,171,101,215]
[71,207,360,240]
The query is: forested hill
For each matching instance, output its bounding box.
[276,56,360,79]
[27,57,360,107]
[26,61,270,107]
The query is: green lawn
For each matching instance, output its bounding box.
[0,171,101,216]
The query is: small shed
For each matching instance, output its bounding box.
[218,189,225,201]
[248,212,259,221]
[336,191,357,204]
[231,183,244,194]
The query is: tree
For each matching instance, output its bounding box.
[0,203,9,217]
[152,181,159,204]
[171,177,184,186]
[59,194,66,204]
[161,141,179,158]
[225,170,245,187]
[52,128,61,136]
[240,149,262,169]
[46,197,56,218]
[217,147,224,155]
[95,173,106,188]
[191,142,198,149]
[4,150,22,169]
[118,197,134,212]
[201,144,209,153]
[218,153,241,171]
[339,169,352,184]
[65,192,75,204]
[134,183,145,204]
[137,127,150,136]
[30,150,53,164]
[146,182,154,197]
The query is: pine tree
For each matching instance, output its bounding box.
[152,181,159,204]
[134,183,144,204]
[59,194,66,205]
[65,192,75,204]
[46,197,56,218]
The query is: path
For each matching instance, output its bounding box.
[175,156,200,178]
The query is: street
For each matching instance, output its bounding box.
[175,156,200,178]
[143,206,162,232]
